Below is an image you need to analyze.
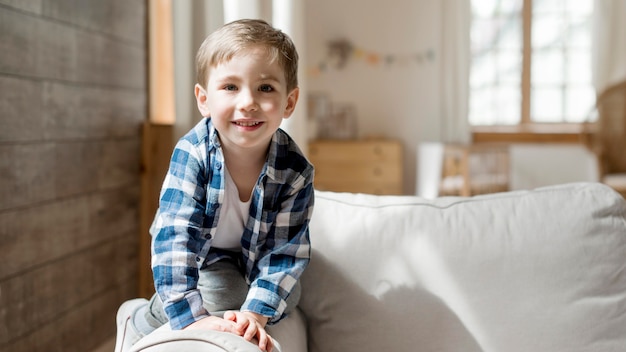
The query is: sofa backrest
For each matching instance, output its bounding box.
[299,182,626,352]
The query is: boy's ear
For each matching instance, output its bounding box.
[283,87,300,119]
[195,84,211,117]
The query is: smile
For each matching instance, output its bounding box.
[234,121,262,127]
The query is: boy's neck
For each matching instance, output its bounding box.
[222,142,269,202]
[221,141,268,167]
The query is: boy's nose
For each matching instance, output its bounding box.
[237,89,258,112]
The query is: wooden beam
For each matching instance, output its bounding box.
[139,122,174,298]
[521,0,532,124]
[149,0,176,125]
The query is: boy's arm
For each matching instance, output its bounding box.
[151,139,211,329]
[241,169,315,323]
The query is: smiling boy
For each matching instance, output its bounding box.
[115,19,314,352]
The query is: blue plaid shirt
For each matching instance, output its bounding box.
[150,118,314,330]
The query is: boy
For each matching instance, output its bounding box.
[115,19,314,352]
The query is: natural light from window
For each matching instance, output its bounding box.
[469,0,595,126]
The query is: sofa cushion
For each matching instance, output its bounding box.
[300,182,626,352]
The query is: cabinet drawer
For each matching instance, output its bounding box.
[309,140,402,163]
[313,161,402,184]
[308,139,404,195]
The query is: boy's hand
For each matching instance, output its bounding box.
[224,310,274,352]
[183,315,239,334]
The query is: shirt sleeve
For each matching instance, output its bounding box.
[241,167,315,324]
[150,139,211,330]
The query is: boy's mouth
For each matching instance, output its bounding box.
[234,121,262,127]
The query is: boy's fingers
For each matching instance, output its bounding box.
[243,321,258,341]
[257,328,271,351]
[223,311,236,321]
[184,316,239,334]
[266,336,274,352]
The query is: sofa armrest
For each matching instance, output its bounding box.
[130,328,261,352]
[130,307,308,352]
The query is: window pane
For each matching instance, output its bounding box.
[495,86,521,124]
[496,18,522,50]
[472,18,521,53]
[469,0,593,126]
[567,50,591,83]
[565,86,595,122]
[498,50,522,84]
[534,0,565,14]
[470,54,496,87]
[532,49,564,85]
[532,87,563,122]
[471,50,522,87]
[471,0,499,18]
[469,87,521,125]
[567,17,592,48]
[529,0,593,124]
[469,0,522,126]
[532,16,565,49]
[472,0,522,18]
[566,1,593,16]
[469,88,495,125]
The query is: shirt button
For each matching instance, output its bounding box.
[195,257,201,262]
[215,162,222,170]
[205,234,212,239]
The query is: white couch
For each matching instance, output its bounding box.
[131,182,626,352]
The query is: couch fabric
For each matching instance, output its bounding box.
[132,182,626,352]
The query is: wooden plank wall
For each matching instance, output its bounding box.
[0,1,146,351]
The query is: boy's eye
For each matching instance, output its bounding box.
[259,84,274,93]
[224,84,237,91]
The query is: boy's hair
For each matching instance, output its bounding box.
[196,19,299,92]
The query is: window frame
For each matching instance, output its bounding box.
[471,0,596,144]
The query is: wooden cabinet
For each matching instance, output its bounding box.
[308,139,404,195]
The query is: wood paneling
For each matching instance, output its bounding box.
[0,140,140,210]
[0,233,138,345]
[0,1,146,351]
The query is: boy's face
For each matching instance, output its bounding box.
[195,46,299,153]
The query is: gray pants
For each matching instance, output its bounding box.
[145,259,301,327]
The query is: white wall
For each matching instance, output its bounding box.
[305,0,442,194]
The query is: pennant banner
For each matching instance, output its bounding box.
[308,39,435,77]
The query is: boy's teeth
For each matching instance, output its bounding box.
[236,121,260,127]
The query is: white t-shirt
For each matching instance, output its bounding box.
[211,166,251,251]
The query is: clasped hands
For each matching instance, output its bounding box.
[184,311,274,352]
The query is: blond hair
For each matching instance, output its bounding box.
[196,19,299,92]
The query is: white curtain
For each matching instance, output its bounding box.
[172,0,225,140]
[439,0,471,144]
[273,0,308,154]
[223,0,262,23]
[592,0,626,94]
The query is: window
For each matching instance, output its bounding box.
[469,0,595,127]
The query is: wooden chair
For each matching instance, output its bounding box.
[592,80,626,199]
[439,143,510,197]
